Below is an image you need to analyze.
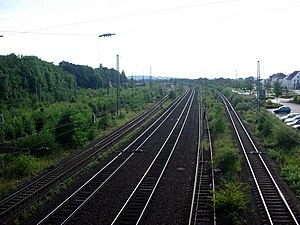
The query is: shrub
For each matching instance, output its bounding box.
[293,96,300,104]
[209,104,226,137]
[273,125,300,149]
[4,154,40,178]
[168,90,176,100]
[213,181,249,223]
[214,147,241,181]
[281,164,300,195]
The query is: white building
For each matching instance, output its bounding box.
[268,73,286,85]
[282,71,300,90]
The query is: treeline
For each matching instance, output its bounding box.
[59,61,127,90]
[0,54,167,197]
[0,54,165,154]
[0,54,128,108]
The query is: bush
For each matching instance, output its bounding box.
[213,181,249,223]
[281,164,300,195]
[293,96,300,104]
[273,125,300,149]
[168,90,176,100]
[256,110,274,138]
[214,147,241,181]
[4,154,40,179]
[209,104,226,137]
[263,100,281,109]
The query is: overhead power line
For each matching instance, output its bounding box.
[1,0,237,37]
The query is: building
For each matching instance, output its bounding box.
[268,73,286,85]
[282,71,300,90]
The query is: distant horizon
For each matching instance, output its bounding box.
[1,52,299,81]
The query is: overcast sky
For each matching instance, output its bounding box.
[1,0,300,79]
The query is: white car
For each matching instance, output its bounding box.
[287,119,300,126]
[292,124,300,131]
[284,115,300,123]
[280,113,300,122]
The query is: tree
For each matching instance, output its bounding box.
[0,71,9,100]
[284,86,289,95]
[273,80,283,102]
[243,80,254,94]
[264,82,272,96]
[54,110,75,147]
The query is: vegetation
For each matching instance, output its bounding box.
[202,87,248,224]
[196,78,300,222]
[224,89,300,196]
[213,181,249,224]
[273,80,283,99]
[0,54,167,197]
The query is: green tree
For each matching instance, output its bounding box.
[55,110,75,147]
[264,82,272,96]
[0,71,9,100]
[273,80,283,100]
[243,80,254,94]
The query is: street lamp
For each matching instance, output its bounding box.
[98,33,116,38]
[98,33,116,95]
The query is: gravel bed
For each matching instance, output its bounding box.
[25,93,193,225]
[139,95,199,225]
[25,92,300,225]
[231,110,300,225]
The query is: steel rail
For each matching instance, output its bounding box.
[0,94,175,225]
[37,90,192,224]
[111,90,195,225]
[219,92,299,225]
[0,95,170,221]
[188,100,216,225]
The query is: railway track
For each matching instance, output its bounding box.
[0,94,170,224]
[111,89,195,225]
[189,102,216,225]
[219,92,300,225]
[36,89,194,224]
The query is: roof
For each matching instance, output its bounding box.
[270,73,286,80]
[286,71,300,80]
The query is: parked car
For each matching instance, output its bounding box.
[284,115,300,123]
[273,106,291,114]
[280,113,300,122]
[287,119,300,126]
[292,124,300,131]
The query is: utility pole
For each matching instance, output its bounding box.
[116,54,120,115]
[98,33,116,96]
[150,66,152,100]
[257,61,261,112]
[0,114,4,144]
[91,113,96,142]
[235,70,238,89]
[35,77,38,103]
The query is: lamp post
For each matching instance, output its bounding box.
[98,33,116,95]
[116,54,120,115]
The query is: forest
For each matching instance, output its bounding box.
[0,54,165,190]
